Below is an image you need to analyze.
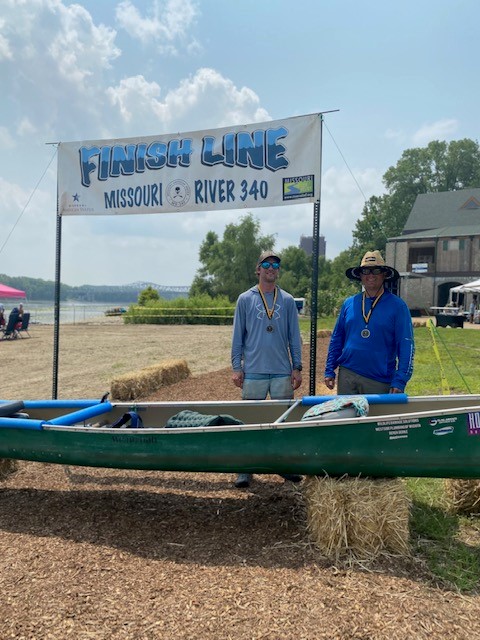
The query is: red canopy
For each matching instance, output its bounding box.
[0,283,26,299]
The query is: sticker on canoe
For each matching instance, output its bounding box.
[467,412,480,436]
[432,426,454,436]
[375,417,421,440]
[429,417,458,427]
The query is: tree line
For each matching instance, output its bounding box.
[0,276,182,303]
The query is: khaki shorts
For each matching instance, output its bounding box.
[242,375,294,400]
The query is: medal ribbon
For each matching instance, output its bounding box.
[361,290,383,326]
[258,286,278,320]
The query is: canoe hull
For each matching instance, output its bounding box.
[0,396,480,478]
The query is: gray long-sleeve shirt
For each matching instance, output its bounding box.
[231,286,302,374]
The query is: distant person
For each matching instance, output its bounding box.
[469,297,477,323]
[324,250,415,395]
[0,304,5,330]
[12,303,24,331]
[231,249,303,488]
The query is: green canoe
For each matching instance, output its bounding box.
[0,394,479,479]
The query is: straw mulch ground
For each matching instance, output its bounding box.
[1,325,480,638]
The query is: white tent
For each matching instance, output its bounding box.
[450,279,480,294]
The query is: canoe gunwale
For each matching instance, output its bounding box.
[36,400,480,434]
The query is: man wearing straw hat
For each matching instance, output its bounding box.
[324,250,414,395]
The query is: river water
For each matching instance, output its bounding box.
[5,301,127,325]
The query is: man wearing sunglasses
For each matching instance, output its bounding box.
[324,250,414,395]
[231,249,303,488]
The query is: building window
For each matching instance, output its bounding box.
[459,238,465,251]
[408,246,435,265]
[443,240,449,251]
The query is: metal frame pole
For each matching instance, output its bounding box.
[309,116,323,395]
[52,187,62,399]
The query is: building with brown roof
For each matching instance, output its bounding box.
[386,188,480,310]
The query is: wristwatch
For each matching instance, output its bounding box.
[294,365,302,371]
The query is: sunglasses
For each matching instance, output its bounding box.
[360,267,385,275]
[260,261,280,269]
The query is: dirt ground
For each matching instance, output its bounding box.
[1,321,479,639]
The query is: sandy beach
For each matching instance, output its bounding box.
[0,318,233,400]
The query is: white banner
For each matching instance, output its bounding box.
[57,113,321,216]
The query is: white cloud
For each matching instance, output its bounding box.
[107,67,270,131]
[0,127,15,148]
[2,1,120,84]
[0,18,13,60]
[412,118,458,145]
[49,3,121,85]
[116,0,198,53]
[106,75,162,123]
[0,0,124,141]
[17,118,37,137]
[384,128,404,142]
[1,2,265,144]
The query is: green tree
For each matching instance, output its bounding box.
[190,214,275,302]
[277,246,311,297]
[316,250,359,315]
[189,231,219,298]
[138,286,160,306]
[352,195,393,253]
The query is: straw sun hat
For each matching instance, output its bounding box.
[346,250,400,281]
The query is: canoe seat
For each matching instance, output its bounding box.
[110,411,143,428]
[301,395,369,421]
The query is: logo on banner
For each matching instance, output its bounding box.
[282,175,315,201]
[166,180,191,208]
[61,192,94,213]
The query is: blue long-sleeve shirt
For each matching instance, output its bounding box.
[324,290,415,391]
[231,286,302,374]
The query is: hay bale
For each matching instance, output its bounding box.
[110,359,191,401]
[303,475,411,560]
[0,458,19,479]
[444,479,480,514]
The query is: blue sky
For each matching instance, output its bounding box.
[1,0,478,287]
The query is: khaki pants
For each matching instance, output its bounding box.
[337,366,391,395]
